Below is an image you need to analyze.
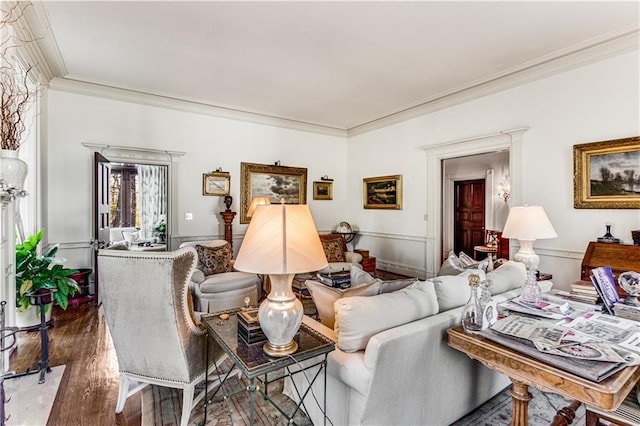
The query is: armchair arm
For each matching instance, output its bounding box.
[190,269,205,284]
[345,252,363,264]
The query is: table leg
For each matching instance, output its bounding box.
[203,334,209,424]
[248,378,256,425]
[509,380,531,426]
[550,400,582,426]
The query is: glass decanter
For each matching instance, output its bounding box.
[461,274,483,333]
[521,269,542,305]
[478,279,493,311]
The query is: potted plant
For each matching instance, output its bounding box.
[154,218,167,243]
[15,229,80,328]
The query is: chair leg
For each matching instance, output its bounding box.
[180,385,195,426]
[115,376,130,413]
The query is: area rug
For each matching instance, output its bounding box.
[4,365,65,425]
[141,366,312,426]
[452,385,586,426]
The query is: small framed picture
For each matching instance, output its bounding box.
[203,171,230,196]
[313,181,333,200]
[363,175,402,209]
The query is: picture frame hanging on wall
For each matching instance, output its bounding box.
[240,162,307,223]
[363,174,402,209]
[313,181,333,200]
[202,171,230,196]
[573,136,640,209]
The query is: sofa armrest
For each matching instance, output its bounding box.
[345,252,363,264]
[190,269,205,284]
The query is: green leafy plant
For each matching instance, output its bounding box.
[154,219,166,235]
[16,229,80,311]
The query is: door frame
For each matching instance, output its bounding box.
[421,127,527,278]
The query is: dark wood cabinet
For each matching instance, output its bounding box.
[581,241,640,296]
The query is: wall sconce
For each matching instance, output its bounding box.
[497,182,510,202]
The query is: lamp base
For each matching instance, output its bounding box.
[263,340,298,357]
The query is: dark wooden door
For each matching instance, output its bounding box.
[454,179,486,256]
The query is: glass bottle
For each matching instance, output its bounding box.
[462,274,483,333]
[521,269,542,305]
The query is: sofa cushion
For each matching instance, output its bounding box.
[378,277,419,294]
[334,280,439,352]
[350,266,375,286]
[306,279,381,329]
[433,269,487,312]
[437,251,465,276]
[459,251,492,272]
[321,236,346,262]
[122,230,140,242]
[486,260,527,295]
[195,243,232,275]
[199,271,258,293]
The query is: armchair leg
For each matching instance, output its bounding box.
[181,385,195,426]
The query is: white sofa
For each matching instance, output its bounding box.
[284,261,544,426]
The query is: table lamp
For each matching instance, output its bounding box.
[234,203,328,357]
[501,205,557,304]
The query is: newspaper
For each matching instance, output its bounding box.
[491,316,630,363]
[565,312,640,357]
[499,296,591,321]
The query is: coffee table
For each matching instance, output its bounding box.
[447,326,640,426]
[201,309,334,425]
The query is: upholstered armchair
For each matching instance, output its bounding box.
[179,240,260,313]
[317,234,363,274]
[98,247,224,426]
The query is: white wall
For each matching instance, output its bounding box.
[45,91,348,269]
[347,50,640,289]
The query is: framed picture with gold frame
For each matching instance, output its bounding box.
[313,181,333,200]
[363,175,402,209]
[202,171,230,196]
[573,136,640,209]
[240,162,307,223]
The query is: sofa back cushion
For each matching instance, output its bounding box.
[378,277,418,294]
[486,260,526,295]
[195,243,232,275]
[306,278,381,329]
[334,280,439,352]
[433,269,487,312]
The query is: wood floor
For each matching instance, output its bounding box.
[9,301,142,425]
[8,269,408,425]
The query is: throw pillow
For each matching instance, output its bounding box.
[459,251,492,273]
[350,266,375,286]
[320,237,346,262]
[334,280,439,352]
[486,260,527,295]
[305,279,381,329]
[437,251,465,276]
[378,277,419,294]
[195,243,232,275]
[122,230,140,243]
[433,269,487,312]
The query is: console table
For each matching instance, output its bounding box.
[447,326,640,426]
[201,309,334,425]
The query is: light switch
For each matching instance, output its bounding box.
[185,213,193,221]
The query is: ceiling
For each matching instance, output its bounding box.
[24,1,640,133]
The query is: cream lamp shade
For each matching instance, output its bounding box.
[502,205,557,272]
[234,204,328,356]
[246,197,271,218]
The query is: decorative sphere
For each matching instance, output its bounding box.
[619,271,640,306]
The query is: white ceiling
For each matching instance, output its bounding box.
[28,1,640,133]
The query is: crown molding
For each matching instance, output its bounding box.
[48,78,348,138]
[347,27,639,137]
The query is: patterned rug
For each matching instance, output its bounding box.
[452,385,586,426]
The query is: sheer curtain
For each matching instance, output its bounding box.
[138,165,168,239]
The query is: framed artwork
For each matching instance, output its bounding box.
[573,136,640,209]
[202,171,230,196]
[240,162,307,223]
[313,181,333,200]
[363,174,402,209]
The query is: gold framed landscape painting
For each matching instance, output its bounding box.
[202,171,230,196]
[573,136,640,209]
[313,181,332,200]
[363,175,402,209]
[240,162,307,223]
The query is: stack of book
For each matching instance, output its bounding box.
[316,271,351,289]
[237,308,267,344]
[569,280,600,304]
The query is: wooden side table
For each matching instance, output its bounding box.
[355,249,376,276]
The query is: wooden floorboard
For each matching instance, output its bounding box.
[9,301,141,425]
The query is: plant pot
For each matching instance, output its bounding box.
[0,149,28,190]
[16,304,52,331]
